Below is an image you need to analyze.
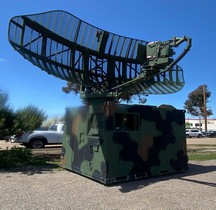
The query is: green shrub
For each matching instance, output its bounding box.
[0,147,33,168]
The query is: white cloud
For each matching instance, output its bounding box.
[0,58,9,62]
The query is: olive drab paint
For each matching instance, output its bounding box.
[8,10,191,185]
[61,102,188,184]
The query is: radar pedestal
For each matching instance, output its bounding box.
[8,10,191,184]
[80,91,118,104]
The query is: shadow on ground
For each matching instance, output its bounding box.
[118,162,216,193]
[1,157,215,192]
[0,152,61,175]
[0,164,61,175]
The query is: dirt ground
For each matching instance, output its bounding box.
[186,137,216,145]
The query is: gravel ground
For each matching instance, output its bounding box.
[0,161,215,210]
[0,140,216,210]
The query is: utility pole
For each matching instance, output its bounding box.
[203,85,207,132]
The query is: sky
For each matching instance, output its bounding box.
[1,0,216,119]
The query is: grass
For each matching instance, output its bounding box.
[188,153,216,161]
[1,145,216,169]
[187,147,216,161]
[188,144,216,147]
[0,147,61,169]
[32,153,61,165]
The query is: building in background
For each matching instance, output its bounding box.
[185,118,216,131]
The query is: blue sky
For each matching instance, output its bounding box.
[1,0,216,118]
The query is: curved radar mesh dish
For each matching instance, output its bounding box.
[8,10,191,96]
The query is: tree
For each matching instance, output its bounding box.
[62,82,148,104]
[41,115,65,128]
[0,108,16,138]
[15,105,47,132]
[0,90,48,138]
[184,84,213,117]
[0,90,16,138]
[62,82,80,95]
[0,90,9,109]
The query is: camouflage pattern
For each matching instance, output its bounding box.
[62,101,188,185]
[8,11,190,185]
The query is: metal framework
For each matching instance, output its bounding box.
[8,10,190,97]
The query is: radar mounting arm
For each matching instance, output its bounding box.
[143,36,191,72]
[111,36,192,98]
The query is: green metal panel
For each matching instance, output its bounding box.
[62,102,188,184]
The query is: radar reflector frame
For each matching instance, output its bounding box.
[8,10,191,98]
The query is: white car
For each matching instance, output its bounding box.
[186,129,204,138]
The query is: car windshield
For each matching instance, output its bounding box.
[49,124,57,131]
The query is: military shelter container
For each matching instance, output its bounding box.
[62,102,188,184]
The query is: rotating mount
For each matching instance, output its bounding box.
[8,10,191,98]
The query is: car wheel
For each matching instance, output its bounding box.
[186,134,190,138]
[30,139,45,148]
[198,134,202,138]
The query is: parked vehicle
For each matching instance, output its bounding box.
[16,122,64,148]
[186,129,204,138]
[5,132,24,143]
[8,135,20,143]
[204,131,216,138]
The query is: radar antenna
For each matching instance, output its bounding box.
[8,10,191,101]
